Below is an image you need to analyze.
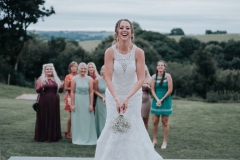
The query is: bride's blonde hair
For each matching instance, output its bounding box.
[40,63,61,90]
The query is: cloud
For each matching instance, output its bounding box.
[28,0,240,34]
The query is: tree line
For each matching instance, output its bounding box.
[1,22,240,102]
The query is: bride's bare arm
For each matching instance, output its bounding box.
[122,48,145,112]
[104,48,121,112]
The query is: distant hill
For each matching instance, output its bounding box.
[168,34,240,42]
[82,34,240,52]
[28,30,114,41]
[28,31,240,51]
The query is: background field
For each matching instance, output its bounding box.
[79,34,240,52]
[0,83,240,160]
[78,40,102,52]
[168,33,240,42]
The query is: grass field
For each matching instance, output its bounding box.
[0,83,240,160]
[78,40,102,52]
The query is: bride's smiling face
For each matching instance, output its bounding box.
[117,20,132,41]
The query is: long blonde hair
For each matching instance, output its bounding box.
[100,65,105,77]
[40,63,61,90]
[87,62,100,78]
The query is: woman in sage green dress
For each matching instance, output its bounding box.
[94,65,107,138]
[151,60,173,149]
[70,62,97,145]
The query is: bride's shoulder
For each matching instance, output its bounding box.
[105,47,114,57]
[135,46,144,55]
[135,46,144,59]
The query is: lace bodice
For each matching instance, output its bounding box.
[110,44,138,95]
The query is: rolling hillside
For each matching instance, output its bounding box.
[168,33,240,42]
[79,34,240,52]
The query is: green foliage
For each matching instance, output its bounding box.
[206,90,240,103]
[167,62,194,97]
[92,36,113,70]
[0,0,55,70]
[170,28,185,35]
[205,30,227,34]
[134,38,161,73]
[179,37,203,61]
[215,69,240,92]
[192,49,217,98]
[1,18,240,101]
[222,40,240,69]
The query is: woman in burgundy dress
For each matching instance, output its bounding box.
[34,63,64,142]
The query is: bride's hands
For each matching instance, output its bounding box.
[121,98,129,114]
[115,98,121,114]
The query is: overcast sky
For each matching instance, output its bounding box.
[28,0,240,35]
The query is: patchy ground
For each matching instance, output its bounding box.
[15,94,37,100]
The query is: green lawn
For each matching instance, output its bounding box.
[0,84,240,160]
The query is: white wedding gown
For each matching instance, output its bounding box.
[94,44,163,160]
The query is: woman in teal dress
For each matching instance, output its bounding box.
[94,65,107,138]
[70,62,97,145]
[151,60,173,149]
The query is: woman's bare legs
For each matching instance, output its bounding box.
[152,114,160,147]
[161,115,169,149]
[65,111,72,139]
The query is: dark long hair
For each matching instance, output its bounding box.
[155,60,166,87]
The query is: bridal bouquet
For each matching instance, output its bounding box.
[110,112,131,134]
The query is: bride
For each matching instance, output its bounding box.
[94,19,163,160]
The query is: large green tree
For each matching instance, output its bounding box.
[0,0,55,70]
[192,49,217,98]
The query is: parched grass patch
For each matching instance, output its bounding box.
[0,85,240,159]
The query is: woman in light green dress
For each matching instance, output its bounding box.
[151,60,173,149]
[70,62,97,145]
[94,65,107,138]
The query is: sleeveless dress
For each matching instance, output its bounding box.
[71,76,97,145]
[141,84,151,118]
[151,76,172,116]
[94,45,163,160]
[95,77,107,138]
